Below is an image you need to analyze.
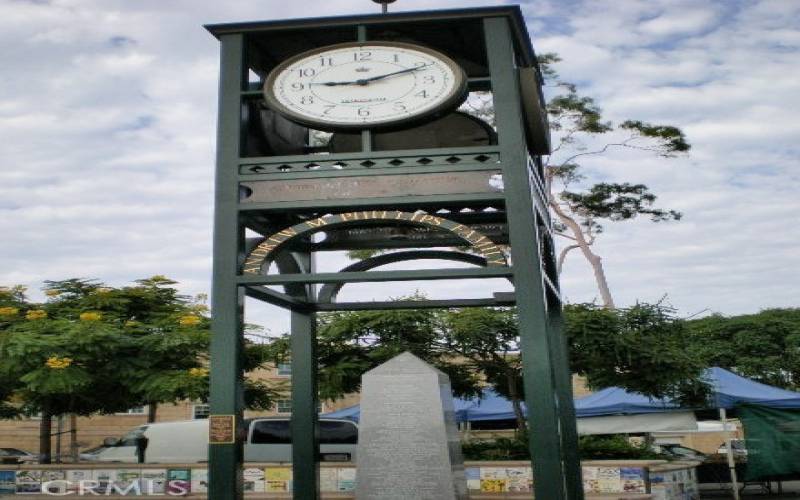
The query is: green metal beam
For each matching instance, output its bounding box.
[316,297,513,311]
[237,266,514,286]
[243,285,310,311]
[485,16,571,500]
[208,33,246,500]
[237,191,505,213]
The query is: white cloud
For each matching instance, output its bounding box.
[0,0,798,337]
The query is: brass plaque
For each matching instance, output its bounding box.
[208,415,235,444]
[240,171,503,203]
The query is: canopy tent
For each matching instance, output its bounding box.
[704,367,800,409]
[323,367,800,424]
[323,392,696,434]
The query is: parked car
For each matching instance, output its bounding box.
[716,439,748,457]
[78,445,107,461]
[0,447,36,464]
[88,417,358,463]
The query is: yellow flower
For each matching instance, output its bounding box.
[45,356,73,369]
[124,320,140,328]
[0,307,19,317]
[179,315,201,327]
[189,367,209,378]
[79,312,102,322]
[26,310,47,320]
[44,289,61,297]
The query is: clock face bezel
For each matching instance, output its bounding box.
[263,41,468,130]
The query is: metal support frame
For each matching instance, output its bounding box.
[209,33,246,500]
[207,8,582,500]
[484,16,583,500]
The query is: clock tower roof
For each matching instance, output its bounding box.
[204,5,537,69]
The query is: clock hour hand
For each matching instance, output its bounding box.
[355,64,430,85]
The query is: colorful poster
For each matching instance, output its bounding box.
[582,466,599,480]
[320,468,338,492]
[167,469,191,495]
[266,480,288,492]
[0,471,16,495]
[16,469,42,494]
[480,478,507,492]
[190,468,208,493]
[337,467,356,491]
[506,467,531,493]
[597,466,622,493]
[244,467,265,492]
[141,469,167,494]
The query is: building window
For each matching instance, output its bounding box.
[116,406,147,415]
[277,363,292,376]
[193,404,210,419]
[276,400,292,414]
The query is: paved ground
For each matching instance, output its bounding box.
[701,480,800,498]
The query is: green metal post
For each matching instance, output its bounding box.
[291,252,320,499]
[484,16,568,499]
[548,300,585,500]
[209,33,246,500]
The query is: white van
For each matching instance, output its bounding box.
[92,418,358,463]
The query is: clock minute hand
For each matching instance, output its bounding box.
[355,64,431,85]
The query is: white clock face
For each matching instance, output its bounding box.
[264,42,466,129]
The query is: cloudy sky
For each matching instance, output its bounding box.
[1,0,798,334]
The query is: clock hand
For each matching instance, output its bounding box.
[355,64,430,85]
[308,64,431,87]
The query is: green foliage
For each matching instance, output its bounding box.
[561,183,682,223]
[620,120,690,155]
[564,303,709,406]
[462,434,664,461]
[686,308,800,390]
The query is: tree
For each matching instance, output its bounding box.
[686,308,800,390]
[264,297,709,430]
[0,277,281,463]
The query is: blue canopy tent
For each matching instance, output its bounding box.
[322,367,800,423]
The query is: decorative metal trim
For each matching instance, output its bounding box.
[242,210,508,275]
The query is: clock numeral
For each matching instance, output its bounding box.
[297,68,316,78]
[414,90,428,98]
[357,107,371,117]
[323,105,336,115]
[291,82,305,91]
[319,57,333,66]
[393,54,400,63]
[393,102,407,111]
[353,51,372,61]
[423,75,435,84]
[300,96,315,105]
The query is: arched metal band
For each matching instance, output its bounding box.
[317,250,491,303]
[242,210,508,275]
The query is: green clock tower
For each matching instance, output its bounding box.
[205,6,583,499]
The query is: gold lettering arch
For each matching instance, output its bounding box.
[243,210,507,275]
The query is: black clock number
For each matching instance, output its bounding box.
[291,82,304,91]
[297,68,316,78]
[414,90,428,98]
[353,51,372,61]
[358,107,370,117]
[323,105,336,115]
[423,75,435,84]
[300,96,314,105]
[393,102,407,111]
[319,57,333,67]
[393,54,400,63]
